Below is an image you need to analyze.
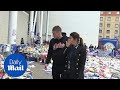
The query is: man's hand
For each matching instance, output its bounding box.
[45,64,48,70]
[59,42,65,48]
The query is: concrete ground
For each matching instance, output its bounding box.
[30,62,52,79]
[1,52,52,79]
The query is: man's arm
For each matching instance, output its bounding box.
[45,39,53,64]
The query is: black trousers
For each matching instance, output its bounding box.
[52,66,64,79]
[61,71,84,79]
[61,71,76,79]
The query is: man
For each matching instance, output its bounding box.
[45,26,68,79]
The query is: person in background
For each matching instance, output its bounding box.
[36,33,41,46]
[94,46,97,50]
[83,43,87,49]
[11,44,17,54]
[15,46,19,54]
[61,32,86,79]
[21,38,24,48]
[89,44,94,52]
[21,38,24,45]
[1,45,4,54]
[45,26,68,79]
[112,48,117,58]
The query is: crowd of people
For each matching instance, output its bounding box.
[87,44,120,59]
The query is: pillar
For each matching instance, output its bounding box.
[40,11,44,44]
[8,11,18,44]
[45,11,49,41]
[29,11,34,45]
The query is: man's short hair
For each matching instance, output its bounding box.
[52,26,62,32]
[62,32,66,37]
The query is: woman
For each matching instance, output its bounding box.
[61,32,87,79]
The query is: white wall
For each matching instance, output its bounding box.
[48,11,100,47]
[16,11,29,44]
[0,11,9,44]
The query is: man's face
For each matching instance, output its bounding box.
[52,31,60,39]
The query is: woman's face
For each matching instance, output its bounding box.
[69,36,77,45]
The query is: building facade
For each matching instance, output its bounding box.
[0,11,52,45]
[99,11,120,39]
[0,11,29,44]
[0,11,100,46]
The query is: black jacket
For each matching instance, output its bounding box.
[46,36,68,68]
[61,45,87,79]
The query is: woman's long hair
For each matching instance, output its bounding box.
[70,32,84,46]
[79,37,84,46]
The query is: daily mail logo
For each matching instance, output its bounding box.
[7,59,24,71]
[4,54,27,77]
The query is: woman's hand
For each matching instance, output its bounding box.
[66,39,71,47]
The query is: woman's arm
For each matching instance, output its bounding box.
[79,47,87,72]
